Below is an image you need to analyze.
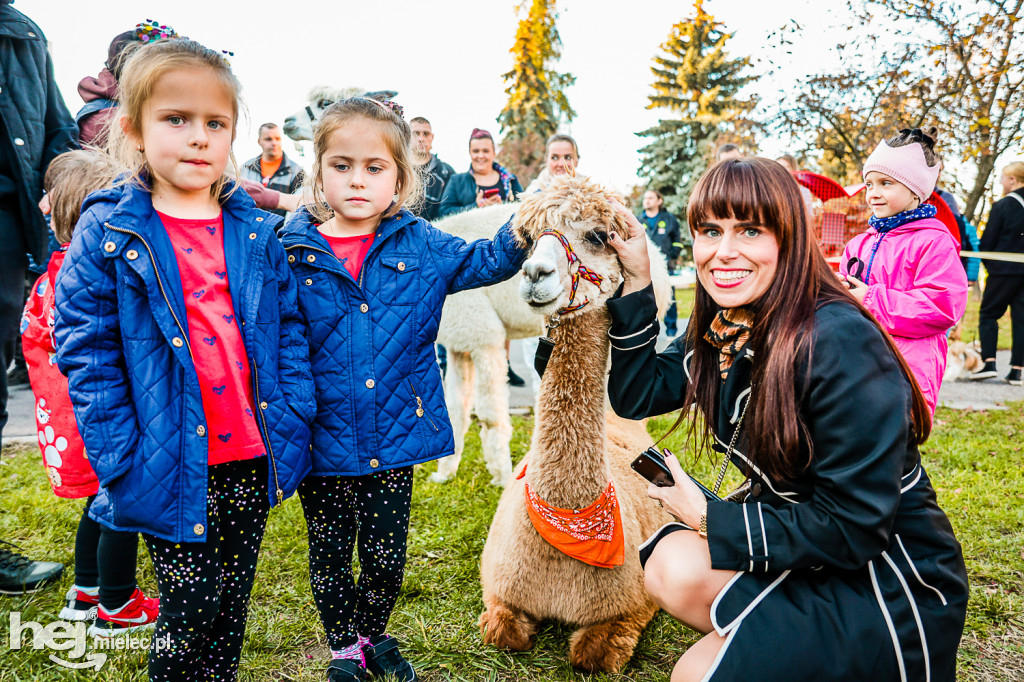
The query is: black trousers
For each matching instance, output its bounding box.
[74,497,140,608]
[0,209,27,452]
[143,458,269,682]
[299,467,414,650]
[979,274,1024,366]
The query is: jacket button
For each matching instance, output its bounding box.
[288,255,295,263]
[305,278,313,285]
[751,482,763,497]
[360,303,369,313]
[365,379,375,389]
[397,262,406,271]
[249,233,257,240]
[260,401,268,409]
[196,425,206,437]
[193,524,205,536]
[126,249,139,260]
[26,31,36,38]
[172,337,184,347]
[104,241,116,253]
[13,137,24,146]
[307,254,316,263]
[369,458,379,468]
[256,217,264,222]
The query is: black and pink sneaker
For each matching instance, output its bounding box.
[327,658,367,682]
[364,635,416,681]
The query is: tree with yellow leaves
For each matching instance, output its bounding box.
[497,0,576,183]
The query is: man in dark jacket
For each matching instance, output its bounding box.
[410,117,454,222]
[638,189,683,336]
[0,0,76,594]
[241,122,305,218]
[972,163,1024,384]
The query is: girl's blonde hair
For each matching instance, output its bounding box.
[1004,161,1024,185]
[44,149,125,243]
[106,39,242,199]
[308,98,422,223]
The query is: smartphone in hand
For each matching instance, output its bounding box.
[482,187,501,199]
[631,447,675,487]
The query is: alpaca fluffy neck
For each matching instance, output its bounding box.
[528,308,612,510]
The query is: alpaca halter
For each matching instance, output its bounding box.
[538,229,604,316]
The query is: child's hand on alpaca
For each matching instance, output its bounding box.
[838,273,868,301]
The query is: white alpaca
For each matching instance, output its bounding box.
[430,203,671,487]
[282,86,398,141]
[431,203,544,486]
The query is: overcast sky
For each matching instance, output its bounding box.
[25,0,926,192]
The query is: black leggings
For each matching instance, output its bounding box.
[143,458,269,682]
[979,273,1024,366]
[74,496,139,608]
[299,467,414,650]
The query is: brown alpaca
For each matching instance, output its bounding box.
[479,176,672,673]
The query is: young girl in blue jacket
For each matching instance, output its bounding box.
[279,98,527,682]
[54,40,314,681]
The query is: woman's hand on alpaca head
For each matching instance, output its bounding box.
[646,450,707,529]
[608,199,651,295]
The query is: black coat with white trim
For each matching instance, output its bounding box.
[606,284,968,682]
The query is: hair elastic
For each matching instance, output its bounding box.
[363,97,404,120]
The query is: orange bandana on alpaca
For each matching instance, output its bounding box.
[518,465,625,569]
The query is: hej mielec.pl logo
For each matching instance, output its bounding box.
[8,611,168,670]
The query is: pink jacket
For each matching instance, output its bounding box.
[840,217,967,415]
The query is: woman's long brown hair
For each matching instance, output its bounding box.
[679,158,931,480]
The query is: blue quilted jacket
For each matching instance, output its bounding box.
[279,207,526,476]
[54,180,315,543]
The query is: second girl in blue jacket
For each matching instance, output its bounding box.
[280,97,526,682]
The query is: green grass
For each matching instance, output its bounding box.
[2,404,1022,680]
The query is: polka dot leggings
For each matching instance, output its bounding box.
[299,467,413,650]
[143,458,269,682]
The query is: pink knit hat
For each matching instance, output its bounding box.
[862,140,940,201]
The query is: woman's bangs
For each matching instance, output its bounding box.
[688,161,769,229]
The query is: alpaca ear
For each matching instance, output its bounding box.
[512,191,549,248]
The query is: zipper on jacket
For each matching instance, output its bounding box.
[250,359,284,505]
[408,380,440,432]
[105,223,194,360]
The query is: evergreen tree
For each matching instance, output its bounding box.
[498,0,576,182]
[637,0,757,243]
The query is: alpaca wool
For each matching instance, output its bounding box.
[862,140,940,201]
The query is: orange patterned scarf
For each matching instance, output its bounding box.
[517,465,624,569]
[704,307,754,379]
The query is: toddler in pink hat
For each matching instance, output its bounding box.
[839,127,968,415]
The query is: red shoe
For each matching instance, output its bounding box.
[87,588,159,637]
[59,585,100,621]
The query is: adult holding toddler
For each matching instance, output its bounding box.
[438,128,522,217]
[604,158,967,681]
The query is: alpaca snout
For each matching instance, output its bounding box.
[282,115,310,142]
[523,259,555,283]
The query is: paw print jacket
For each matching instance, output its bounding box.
[54,181,316,543]
[22,246,98,499]
[278,207,526,476]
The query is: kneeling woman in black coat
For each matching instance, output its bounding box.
[605,158,967,682]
